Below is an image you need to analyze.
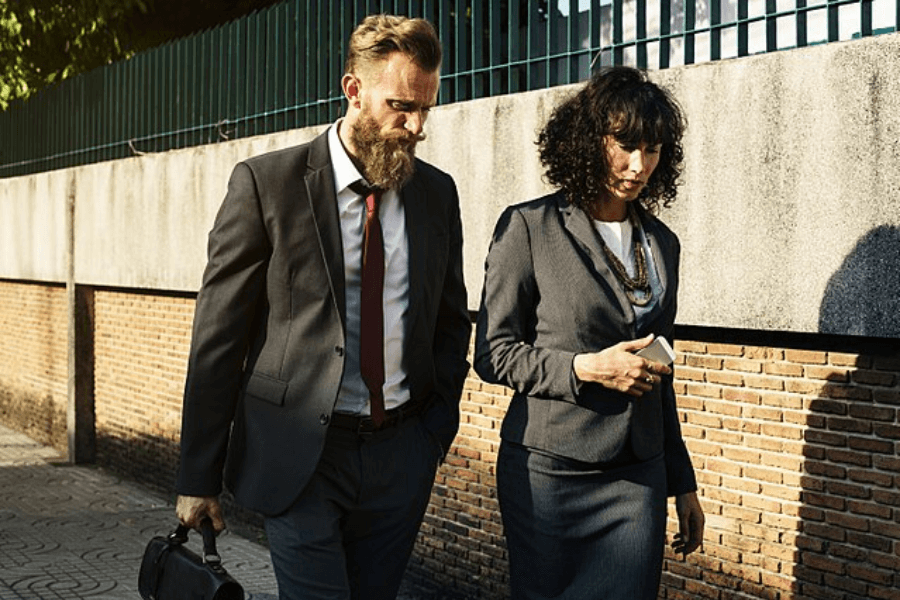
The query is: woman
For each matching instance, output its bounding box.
[475,66,704,599]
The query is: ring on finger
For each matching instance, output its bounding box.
[645,375,654,384]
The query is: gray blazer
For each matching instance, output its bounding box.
[475,192,696,496]
[176,131,471,515]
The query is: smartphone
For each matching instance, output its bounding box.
[635,336,675,366]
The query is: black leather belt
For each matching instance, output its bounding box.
[330,397,427,435]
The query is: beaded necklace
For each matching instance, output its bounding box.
[592,205,652,306]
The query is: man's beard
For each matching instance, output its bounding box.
[350,109,425,190]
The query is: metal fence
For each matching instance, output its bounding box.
[1,0,897,178]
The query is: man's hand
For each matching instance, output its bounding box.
[672,491,704,558]
[572,335,672,397]
[176,495,226,533]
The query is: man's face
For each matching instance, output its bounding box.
[344,52,440,189]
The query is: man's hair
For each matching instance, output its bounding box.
[345,14,442,76]
[537,66,686,214]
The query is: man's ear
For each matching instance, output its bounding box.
[342,73,362,110]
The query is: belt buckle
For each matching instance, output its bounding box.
[357,417,378,438]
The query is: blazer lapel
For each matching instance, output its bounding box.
[303,132,346,324]
[636,206,675,311]
[559,196,636,326]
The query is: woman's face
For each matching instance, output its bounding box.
[603,136,661,202]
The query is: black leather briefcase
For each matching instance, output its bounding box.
[138,519,244,600]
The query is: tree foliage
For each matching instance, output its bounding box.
[0,0,282,110]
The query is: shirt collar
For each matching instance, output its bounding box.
[328,119,367,197]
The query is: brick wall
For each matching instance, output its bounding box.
[1,280,898,599]
[407,339,900,600]
[93,289,194,487]
[0,280,68,453]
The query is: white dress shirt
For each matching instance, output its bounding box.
[328,121,411,415]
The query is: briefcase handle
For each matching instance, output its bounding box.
[171,518,225,568]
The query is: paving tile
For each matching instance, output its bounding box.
[0,424,434,599]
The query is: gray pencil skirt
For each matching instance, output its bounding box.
[497,441,668,600]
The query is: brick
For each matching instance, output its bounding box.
[786,379,826,395]
[827,352,865,367]
[723,357,763,373]
[873,454,900,472]
[705,429,743,445]
[873,388,900,405]
[803,522,847,542]
[760,392,804,409]
[765,361,804,377]
[744,375,785,391]
[687,412,724,428]
[803,460,846,479]
[722,417,760,434]
[706,371,745,386]
[722,388,761,404]
[822,573,869,596]
[849,403,897,421]
[872,355,900,370]
[705,458,743,477]
[703,399,743,417]
[827,417,872,434]
[806,397,848,415]
[822,384,873,401]
[846,531,894,553]
[686,383,723,399]
[804,428,847,446]
[686,355,724,370]
[743,465,783,484]
[826,480,871,499]
[848,467,894,488]
[675,366,706,381]
[801,552,845,574]
[785,349,827,364]
[804,365,850,381]
[826,448,872,468]
[871,489,900,507]
[706,343,745,356]
[674,340,707,353]
[760,422,804,440]
[685,440,722,456]
[824,510,870,532]
[742,404,784,422]
[852,369,897,387]
[869,550,900,572]
[873,422,900,440]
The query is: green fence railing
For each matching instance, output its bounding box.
[1,0,897,178]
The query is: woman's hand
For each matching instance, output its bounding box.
[572,335,672,397]
[672,491,705,557]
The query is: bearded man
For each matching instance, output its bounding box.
[174,14,471,600]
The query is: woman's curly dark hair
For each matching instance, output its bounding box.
[538,66,686,214]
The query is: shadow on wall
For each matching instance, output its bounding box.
[819,225,900,338]
[795,367,900,599]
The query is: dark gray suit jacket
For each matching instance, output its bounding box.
[475,192,696,496]
[176,130,471,516]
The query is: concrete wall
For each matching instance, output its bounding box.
[2,33,899,337]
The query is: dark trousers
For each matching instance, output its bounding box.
[498,441,668,600]
[264,416,441,600]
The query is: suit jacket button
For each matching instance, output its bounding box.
[334,346,344,356]
[319,414,330,425]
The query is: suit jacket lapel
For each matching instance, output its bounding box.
[304,132,346,324]
[559,196,636,327]
[636,205,676,312]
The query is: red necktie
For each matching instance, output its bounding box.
[359,187,385,426]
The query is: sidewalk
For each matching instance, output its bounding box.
[0,423,429,600]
